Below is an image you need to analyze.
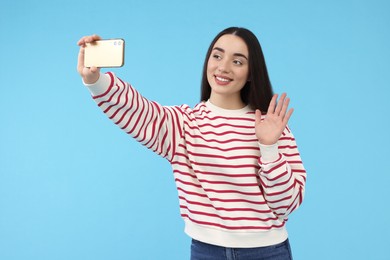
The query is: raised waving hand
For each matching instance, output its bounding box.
[255,93,294,145]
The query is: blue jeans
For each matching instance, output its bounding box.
[190,239,293,260]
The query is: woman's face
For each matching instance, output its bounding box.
[207,34,249,108]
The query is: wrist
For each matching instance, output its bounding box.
[83,73,100,85]
[258,139,276,145]
[84,72,113,97]
[258,142,279,163]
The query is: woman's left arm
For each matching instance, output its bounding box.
[257,129,306,219]
[255,93,307,219]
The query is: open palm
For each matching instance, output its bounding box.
[255,93,294,145]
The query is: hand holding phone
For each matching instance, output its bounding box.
[77,35,125,84]
[84,39,125,68]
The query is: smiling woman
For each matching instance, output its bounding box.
[206,34,250,109]
[200,27,275,114]
[77,27,306,260]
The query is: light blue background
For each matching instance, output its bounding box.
[1,0,389,259]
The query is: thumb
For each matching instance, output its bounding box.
[77,46,86,75]
[255,109,262,125]
[90,66,99,73]
[82,66,100,84]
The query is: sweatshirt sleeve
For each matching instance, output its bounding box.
[258,126,306,220]
[84,72,184,162]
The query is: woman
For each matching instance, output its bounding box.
[77,27,306,260]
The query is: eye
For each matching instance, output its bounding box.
[233,59,243,66]
[212,53,222,60]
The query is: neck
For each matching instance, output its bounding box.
[209,93,246,110]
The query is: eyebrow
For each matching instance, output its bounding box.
[212,47,248,60]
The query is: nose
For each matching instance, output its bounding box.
[217,59,230,73]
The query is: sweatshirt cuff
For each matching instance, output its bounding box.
[259,143,279,163]
[83,72,113,97]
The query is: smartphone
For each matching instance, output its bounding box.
[84,39,125,68]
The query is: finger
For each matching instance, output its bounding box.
[91,34,101,41]
[86,34,102,44]
[77,46,86,73]
[90,66,98,73]
[267,94,278,114]
[77,34,102,46]
[77,37,85,46]
[279,96,290,119]
[255,109,262,125]
[77,36,90,46]
[274,93,287,115]
[282,108,294,126]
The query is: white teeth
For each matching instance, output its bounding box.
[216,76,230,82]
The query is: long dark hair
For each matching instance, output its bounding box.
[200,27,274,112]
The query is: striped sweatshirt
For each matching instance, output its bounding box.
[85,72,307,248]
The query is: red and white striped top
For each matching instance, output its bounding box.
[85,72,307,248]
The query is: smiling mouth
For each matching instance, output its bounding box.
[214,75,233,84]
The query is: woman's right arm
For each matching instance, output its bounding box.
[77,35,184,161]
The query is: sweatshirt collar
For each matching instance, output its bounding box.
[205,100,253,116]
